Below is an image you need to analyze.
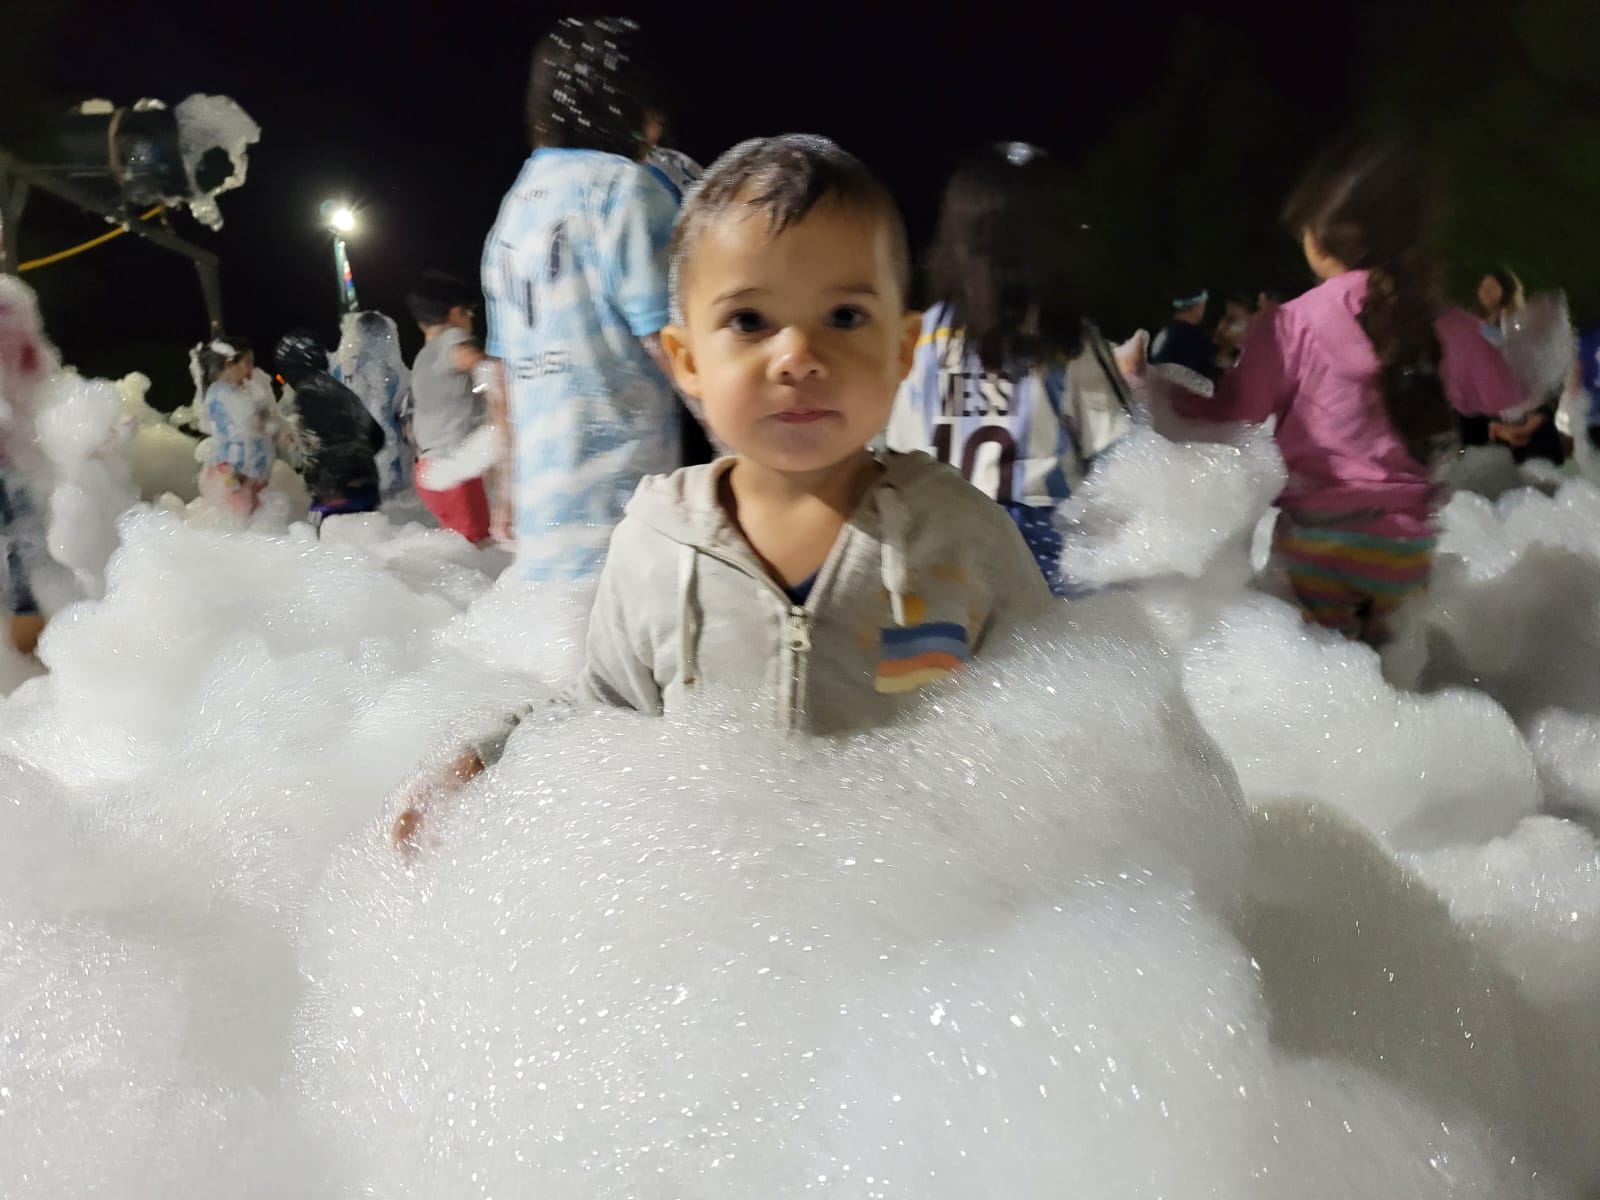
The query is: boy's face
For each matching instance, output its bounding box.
[662,198,920,478]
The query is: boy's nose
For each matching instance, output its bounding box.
[768,327,828,384]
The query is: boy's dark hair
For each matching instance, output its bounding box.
[406,271,477,328]
[927,143,1084,371]
[669,134,909,320]
[275,329,330,388]
[526,17,645,158]
[1283,133,1452,466]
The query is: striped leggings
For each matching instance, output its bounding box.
[1274,517,1436,646]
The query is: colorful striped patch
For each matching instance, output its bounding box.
[875,621,970,694]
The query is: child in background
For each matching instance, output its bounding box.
[0,279,53,655]
[195,336,276,517]
[481,17,682,583]
[392,135,1053,848]
[273,330,387,530]
[1150,287,1220,382]
[406,272,492,542]
[1581,326,1600,450]
[885,142,1131,592]
[332,311,413,497]
[1176,137,1525,645]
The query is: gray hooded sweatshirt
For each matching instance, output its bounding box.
[474,450,1055,755]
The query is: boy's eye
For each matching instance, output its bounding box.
[726,309,766,335]
[828,305,869,330]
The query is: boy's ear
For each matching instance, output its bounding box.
[896,310,923,382]
[660,325,701,398]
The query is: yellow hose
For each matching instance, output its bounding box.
[18,205,165,272]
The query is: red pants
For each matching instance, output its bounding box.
[416,467,491,542]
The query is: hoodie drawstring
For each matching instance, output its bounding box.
[877,484,912,627]
[677,543,700,687]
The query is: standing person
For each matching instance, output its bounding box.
[195,336,277,517]
[639,97,703,205]
[884,142,1131,592]
[273,330,387,530]
[406,272,493,542]
[1172,137,1527,646]
[481,16,682,584]
[1213,295,1254,371]
[1471,265,1564,465]
[1150,287,1220,381]
[332,311,413,497]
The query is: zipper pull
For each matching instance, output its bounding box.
[785,606,812,653]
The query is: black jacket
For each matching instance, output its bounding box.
[292,372,386,500]
[1150,319,1221,382]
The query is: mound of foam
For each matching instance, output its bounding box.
[173,94,261,230]
[1057,425,1284,589]
[1388,482,1600,723]
[1182,595,1538,849]
[292,606,1542,1197]
[2,413,1596,1195]
[1409,817,1600,1010]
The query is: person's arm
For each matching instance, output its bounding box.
[389,743,487,852]
[1175,308,1293,424]
[1061,336,1134,468]
[451,338,487,375]
[974,503,1057,643]
[600,174,675,343]
[476,358,514,543]
[1437,309,1532,420]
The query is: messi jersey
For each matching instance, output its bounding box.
[482,148,681,581]
[885,304,1131,508]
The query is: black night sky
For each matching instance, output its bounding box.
[2,0,1595,406]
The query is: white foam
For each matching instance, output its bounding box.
[3,391,1599,1194]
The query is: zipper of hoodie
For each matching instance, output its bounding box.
[685,545,814,729]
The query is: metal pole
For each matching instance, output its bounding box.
[0,149,224,328]
[0,172,31,275]
[333,234,359,314]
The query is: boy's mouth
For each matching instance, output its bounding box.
[772,409,837,425]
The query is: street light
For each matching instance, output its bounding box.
[320,199,359,314]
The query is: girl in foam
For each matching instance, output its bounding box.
[1172,136,1528,646]
[194,337,280,518]
[884,142,1134,594]
[0,278,55,655]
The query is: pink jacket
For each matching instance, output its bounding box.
[1191,270,1524,536]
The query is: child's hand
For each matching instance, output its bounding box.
[389,745,486,854]
[1490,411,1547,447]
[1114,330,1149,380]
